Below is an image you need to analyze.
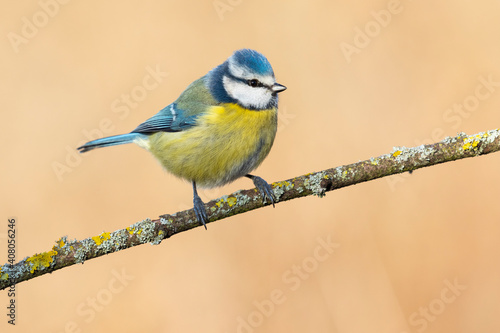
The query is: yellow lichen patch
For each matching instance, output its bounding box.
[52,237,66,252]
[92,232,111,246]
[0,267,8,281]
[462,135,481,151]
[26,250,58,274]
[392,150,402,157]
[273,181,293,193]
[276,180,291,188]
[126,226,142,235]
[227,196,237,207]
[57,238,65,248]
[463,142,472,150]
[215,197,230,208]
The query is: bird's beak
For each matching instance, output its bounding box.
[271,83,287,93]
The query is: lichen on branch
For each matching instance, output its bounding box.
[1,128,499,290]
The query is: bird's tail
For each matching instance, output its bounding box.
[77,133,143,153]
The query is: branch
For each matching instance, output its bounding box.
[1,129,499,290]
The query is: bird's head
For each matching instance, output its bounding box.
[207,49,286,110]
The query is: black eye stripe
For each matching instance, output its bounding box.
[247,79,264,87]
[225,73,270,89]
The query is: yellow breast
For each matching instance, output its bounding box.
[147,103,277,187]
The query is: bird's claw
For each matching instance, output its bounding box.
[193,195,208,229]
[249,175,276,207]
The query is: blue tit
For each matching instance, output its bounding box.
[78,49,286,229]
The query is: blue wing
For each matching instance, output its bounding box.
[131,103,200,134]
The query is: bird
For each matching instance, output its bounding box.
[78,49,286,229]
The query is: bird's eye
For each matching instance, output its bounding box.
[247,79,261,87]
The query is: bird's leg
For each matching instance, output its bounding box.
[245,174,276,207]
[192,181,208,229]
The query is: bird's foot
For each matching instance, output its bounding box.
[193,195,208,229]
[246,174,276,207]
[192,181,208,229]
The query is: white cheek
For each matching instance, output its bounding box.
[223,76,272,109]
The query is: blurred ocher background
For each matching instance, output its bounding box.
[1,1,500,332]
